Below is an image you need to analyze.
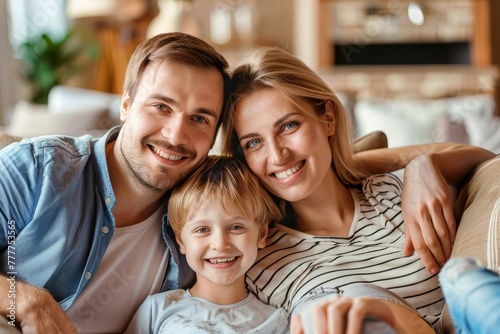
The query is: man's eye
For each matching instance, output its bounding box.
[154,104,167,111]
[194,115,207,124]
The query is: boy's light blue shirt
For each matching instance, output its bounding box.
[0,127,194,311]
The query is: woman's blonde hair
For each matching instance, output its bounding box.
[222,47,369,186]
[167,155,283,236]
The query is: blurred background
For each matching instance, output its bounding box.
[1,0,499,149]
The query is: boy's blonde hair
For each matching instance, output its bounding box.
[168,155,283,236]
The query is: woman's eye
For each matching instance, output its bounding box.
[246,139,261,149]
[283,121,298,131]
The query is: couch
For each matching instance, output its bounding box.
[0,124,498,334]
[442,153,500,333]
[0,86,122,138]
[337,92,500,155]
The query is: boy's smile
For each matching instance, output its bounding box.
[176,198,267,303]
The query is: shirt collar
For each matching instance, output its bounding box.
[93,126,121,211]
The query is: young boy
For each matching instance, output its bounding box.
[124,156,289,334]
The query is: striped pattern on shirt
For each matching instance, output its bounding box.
[246,171,444,331]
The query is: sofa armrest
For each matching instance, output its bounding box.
[452,155,500,268]
[442,154,500,334]
[0,132,22,150]
[352,130,388,153]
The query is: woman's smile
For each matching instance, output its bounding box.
[272,160,305,180]
[234,88,334,203]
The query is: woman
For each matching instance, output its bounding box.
[221,47,495,333]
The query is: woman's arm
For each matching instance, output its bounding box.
[357,143,496,274]
[355,143,495,182]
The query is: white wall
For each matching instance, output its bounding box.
[0,0,19,126]
[8,0,67,50]
[0,0,67,125]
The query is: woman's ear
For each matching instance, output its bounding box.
[258,224,269,249]
[175,235,186,254]
[120,92,131,122]
[324,101,336,136]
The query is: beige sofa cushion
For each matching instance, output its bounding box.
[452,155,500,269]
[0,133,22,150]
[441,154,500,333]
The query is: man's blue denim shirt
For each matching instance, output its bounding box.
[0,127,194,311]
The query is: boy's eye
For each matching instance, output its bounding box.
[194,227,210,234]
[229,225,245,232]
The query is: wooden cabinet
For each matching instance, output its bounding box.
[293,0,499,112]
[294,0,493,70]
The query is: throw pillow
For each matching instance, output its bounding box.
[436,112,469,144]
[463,114,500,154]
[8,100,108,137]
[354,98,448,147]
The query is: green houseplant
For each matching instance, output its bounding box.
[18,30,96,105]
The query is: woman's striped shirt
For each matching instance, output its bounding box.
[247,171,444,331]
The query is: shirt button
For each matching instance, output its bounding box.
[85,272,92,280]
[102,226,109,234]
[105,197,111,205]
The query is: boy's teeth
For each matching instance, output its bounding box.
[209,257,236,264]
[274,162,304,180]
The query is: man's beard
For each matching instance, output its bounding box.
[119,135,198,193]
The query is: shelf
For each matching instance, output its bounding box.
[294,0,492,70]
[318,64,498,100]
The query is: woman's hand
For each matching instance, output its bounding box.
[402,154,456,274]
[290,295,402,334]
[357,142,494,274]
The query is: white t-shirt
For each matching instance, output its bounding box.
[246,171,444,331]
[124,289,289,334]
[67,206,169,333]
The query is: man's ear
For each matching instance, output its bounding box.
[258,224,269,249]
[120,92,131,122]
[324,101,336,136]
[176,235,186,254]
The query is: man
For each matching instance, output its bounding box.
[0,32,230,333]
